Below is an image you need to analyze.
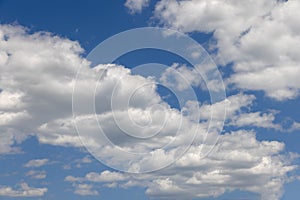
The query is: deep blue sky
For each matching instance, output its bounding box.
[0,0,152,52]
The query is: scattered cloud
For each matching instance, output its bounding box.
[287,121,300,132]
[0,183,47,197]
[125,0,150,14]
[24,159,49,168]
[63,155,93,170]
[65,130,297,200]
[25,170,47,179]
[73,183,99,196]
[66,170,128,183]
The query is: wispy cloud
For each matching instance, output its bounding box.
[24,159,49,168]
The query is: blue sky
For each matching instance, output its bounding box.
[0,0,300,199]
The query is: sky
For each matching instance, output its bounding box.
[0,0,300,199]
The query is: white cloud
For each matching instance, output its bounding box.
[0,24,85,152]
[200,93,255,121]
[86,171,128,182]
[125,0,150,13]
[65,130,297,200]
[0,24,175,153]
[65,170,128,184]
[230,111,281,129]
[62,155,93,170]
[24,159,49,168]
[199,93,284,131]
[160,62,224,93]
[159,63,284,130]
[81,156,92,164]
[0,24,221,165]
[25,170,47,179]
[65,176,81,182]
[160,63,203,91]
[153,0,300,100]
[0,23,298,199]
[75,156,93,168]
[0,183,47,197]
[289,121,300,132]
[73,184,99,196]
[0,91,24,111]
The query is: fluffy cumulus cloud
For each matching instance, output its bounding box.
[0,24,298,199]
[0,24,85,152]
[125,0,150,13]
[200,93,284,130]
[159,62,288,131]
[65,170,128,183]
[0,183,47,197]
[153,0,300,100]
[0,24,193,157]
[0,24,208,171]
[66,130,297,200]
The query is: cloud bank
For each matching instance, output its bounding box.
[154,0,300,100]
[0,23,298,199]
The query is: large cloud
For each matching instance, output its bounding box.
[0,24,85,151]
[65,130,297,200]
[0,24,210,170]
[153,0,300,100]
[0,24,298,199]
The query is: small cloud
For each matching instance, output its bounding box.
[124,0,150,14]
[81,156,92,163]
[287,121,300,132]
[85,171,128,182]
[62,164,71,170]
[73,184,99,196]
[65,176,82,182]
[104,182,117,188]
[75,156,93,168]
[26,170,46,179]
[0,182,47,197]
[62,155,93,170]
[24,159,49,168]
